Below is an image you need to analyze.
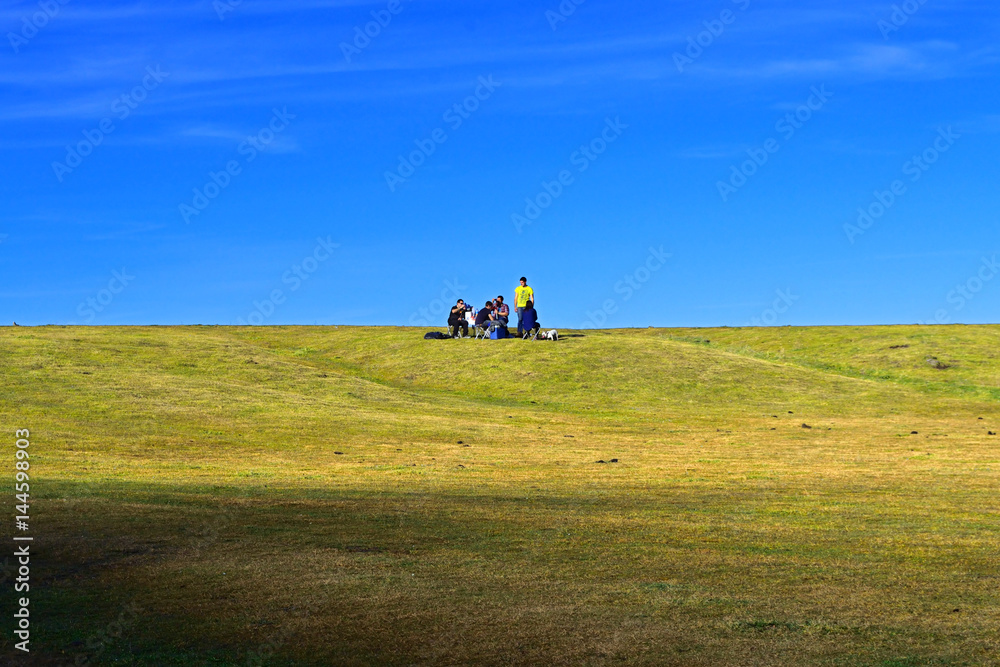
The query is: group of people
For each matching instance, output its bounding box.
[447,277,540,339]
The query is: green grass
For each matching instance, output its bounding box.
[1,325,999,665]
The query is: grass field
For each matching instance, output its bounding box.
[2,325,999,666]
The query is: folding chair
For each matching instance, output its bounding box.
[522,326,540,341]
[474,324,491,340]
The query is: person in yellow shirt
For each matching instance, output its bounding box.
[514,277,535,336]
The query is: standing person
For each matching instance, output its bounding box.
[514,277,535,336]
[448,299,469,338]
[494,296,510,328]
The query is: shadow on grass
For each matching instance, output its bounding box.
[9,476,994,666]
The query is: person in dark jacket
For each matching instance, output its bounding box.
[475,301,494,328]
[448,299,469,338]
[520,300,540,338]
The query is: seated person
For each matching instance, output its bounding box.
[520,300,540,337]
[489,305,508,331]
[494,296,510,327]
[475,301,494,329]
[448,299,469,338]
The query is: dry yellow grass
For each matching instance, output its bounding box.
[1,325,998,665]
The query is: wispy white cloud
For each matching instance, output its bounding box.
[176,124,300,152]
[817,139,901,157]
[0,0,381,23]
[84,222,167,241]
[0,2,996,128]
[957,114,1000,134]
[675,145,744,160]
[691,41,988,82]
[178,125,254,141]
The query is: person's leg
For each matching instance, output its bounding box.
[460,321,469,337]
[515,307,524,335]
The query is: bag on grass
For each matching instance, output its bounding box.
[424,331,450,340]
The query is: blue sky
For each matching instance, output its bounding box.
[1,0,998,328]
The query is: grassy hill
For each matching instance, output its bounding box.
[2,325,998,666]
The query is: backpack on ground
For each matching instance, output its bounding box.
[424,331,451,340]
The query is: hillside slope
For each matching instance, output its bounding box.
[1,325,998,666]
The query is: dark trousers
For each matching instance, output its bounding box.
[449,320,468,337]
